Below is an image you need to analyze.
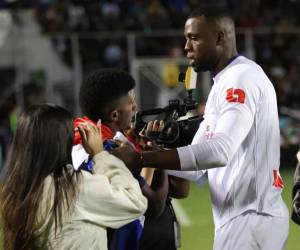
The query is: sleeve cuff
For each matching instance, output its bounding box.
[176,146,197,171]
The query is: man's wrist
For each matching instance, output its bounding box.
[139,151,144,168]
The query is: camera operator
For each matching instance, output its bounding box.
[111,6,289,250]
[292,150,300,224]
[138,120,189,250]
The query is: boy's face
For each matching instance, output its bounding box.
[114,90,137,130]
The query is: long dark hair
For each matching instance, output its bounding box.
[0,104,80,250]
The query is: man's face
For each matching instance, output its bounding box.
[115,90,137,130]
[184,16,219,72]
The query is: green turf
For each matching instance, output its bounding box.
[178,169,300,250]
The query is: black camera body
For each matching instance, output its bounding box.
[134,92,203,148]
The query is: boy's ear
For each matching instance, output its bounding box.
[110,110,119,122]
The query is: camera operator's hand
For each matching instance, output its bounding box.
[78,120,103,156]
[143,120,164,138]
[110,141,141,171]
[139,120,165,147]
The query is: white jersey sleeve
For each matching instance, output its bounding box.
[166,114,208,185]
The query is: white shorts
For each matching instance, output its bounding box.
[213,211,289,250]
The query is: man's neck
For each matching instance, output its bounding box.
[212,50,238,76]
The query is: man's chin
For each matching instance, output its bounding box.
[193,64,211,73]
[193,66,205,73]
[192,66,200,72]
[188,61,197,72]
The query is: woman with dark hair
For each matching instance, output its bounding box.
[0,103,147,250]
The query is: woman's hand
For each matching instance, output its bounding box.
[78,120,103,156]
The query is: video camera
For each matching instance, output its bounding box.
[134,67,203,148]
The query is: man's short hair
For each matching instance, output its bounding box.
[189,5,235,30]
[79,68,136,121]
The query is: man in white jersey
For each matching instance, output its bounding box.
[112,6,289,250]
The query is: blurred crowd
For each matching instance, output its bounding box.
[1,0,298,32]
[0,0,299,171]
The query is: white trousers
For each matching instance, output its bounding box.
[213,211,289,250]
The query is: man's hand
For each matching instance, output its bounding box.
[110,142,141,171]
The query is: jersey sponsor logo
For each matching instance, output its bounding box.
[273,170,284,189]
[205,125,214,139]
[226,88,246,104]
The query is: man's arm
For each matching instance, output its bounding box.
[141,170,169,218]
[142,149,181,169]
[111,146,180,171]
[111,134,230,171]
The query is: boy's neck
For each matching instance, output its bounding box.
[102,122,119,136]
[99,122,114,141]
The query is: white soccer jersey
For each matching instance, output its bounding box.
[172,56,288,229]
